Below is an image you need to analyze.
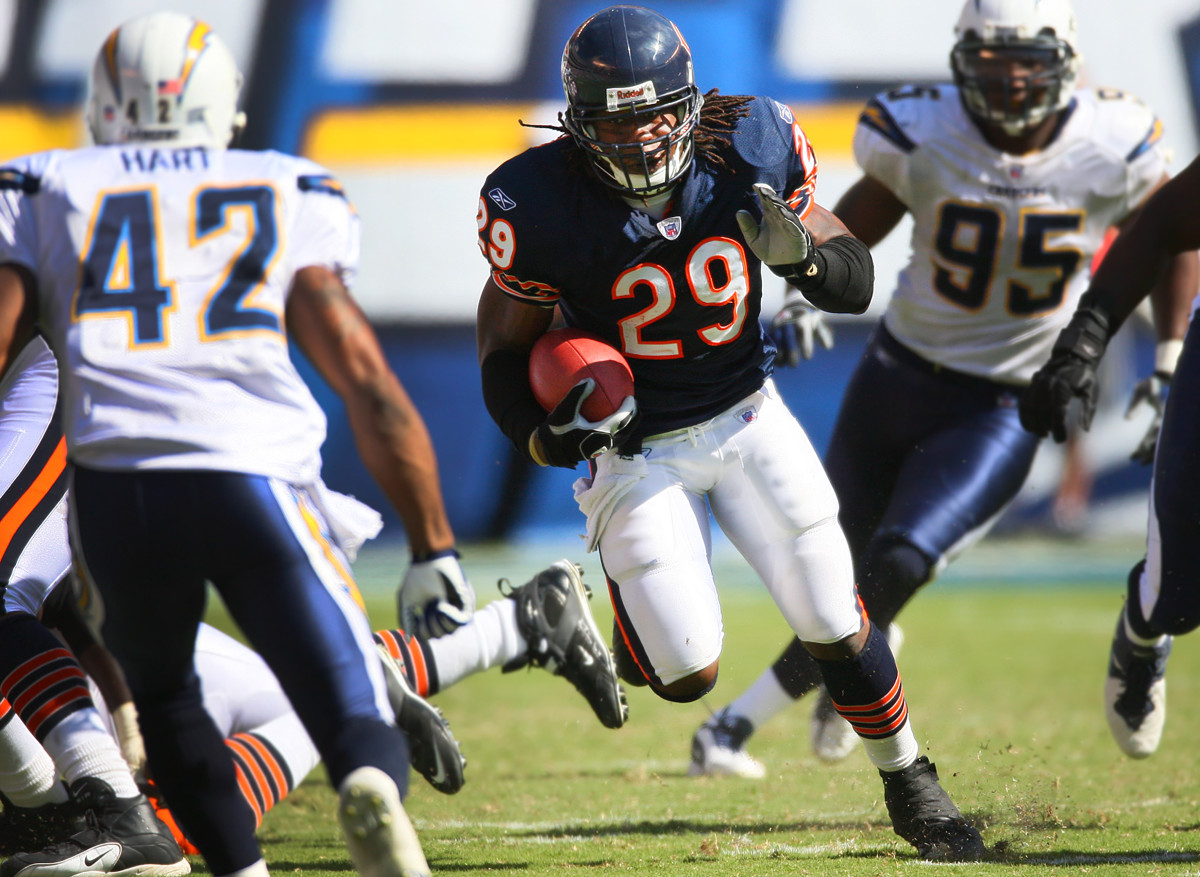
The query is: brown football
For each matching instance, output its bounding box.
[529,328,634,421]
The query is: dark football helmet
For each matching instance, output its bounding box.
[950,0,1081,136]
[561,5,703,196]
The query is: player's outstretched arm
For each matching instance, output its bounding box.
[287,266,456,554]
[832,174,908,249]
[288,267,475,636]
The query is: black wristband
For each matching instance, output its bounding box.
[777,234,873,315]
[480,348,547,462]
[775,249,824,288]
[1054,297,1113,364]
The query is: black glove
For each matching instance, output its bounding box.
[1020,307,1112,443]
[534,379,639,468]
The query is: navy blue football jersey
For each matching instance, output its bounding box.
[478,95,819,437]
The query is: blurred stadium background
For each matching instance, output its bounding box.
[4,0,1200,547]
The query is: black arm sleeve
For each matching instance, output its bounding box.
[480,348,545,462]
[776,234,874,315]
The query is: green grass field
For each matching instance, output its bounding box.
[205,536,1200,876]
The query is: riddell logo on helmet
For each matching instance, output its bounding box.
[606,81,657,111]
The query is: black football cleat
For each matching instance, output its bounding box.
[502,560,629,729]
[373,636,467,794]
[0,797,85,857]
[880,756,985,862]
[1,778,190,877]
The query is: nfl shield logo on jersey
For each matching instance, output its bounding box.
[657,216,682,240]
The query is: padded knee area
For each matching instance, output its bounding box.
[857,538,933,628]
[654,673,717,704]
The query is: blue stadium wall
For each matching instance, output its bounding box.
[298,322,1159,544]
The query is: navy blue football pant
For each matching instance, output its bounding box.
[1131,315,1200,635]
[770,326,1038,696]
[825,326,1039,626]
[68,467,410,876]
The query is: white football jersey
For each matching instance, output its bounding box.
[856,85,1168,383]
[0,146,360,482]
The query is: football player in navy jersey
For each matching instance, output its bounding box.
[692,0,1197,776]
[1023,152,1200,758]
[476,4,984,861]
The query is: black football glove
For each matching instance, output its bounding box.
[1020,306,1112,443]
[535,379,639,468]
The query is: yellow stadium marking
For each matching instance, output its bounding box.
[0,108,84,161]
[301,101,864,165]
[0,101,864,166]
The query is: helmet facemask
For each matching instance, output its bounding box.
[560,6,703,198]
[952,34,1077,136]
[563,86,703,197]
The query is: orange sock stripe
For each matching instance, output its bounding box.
[11,666,89,716]
[0,697,12,724]
[848,702,910,738]
[232,732,291,801]
[231,762,263,826]
[4,648,84,694]
[830,674,903,713]
[375,629,403,660]
[24,690,91,738]
[833,679,909,738]
[226,737,276,814]
[400,633,431,696]
[376,629,430,696]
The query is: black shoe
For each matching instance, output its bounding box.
[501,560,628,729]
[373,637,467,794]
[1,778,191,877]
[880,756,985,862]
[0,798,85,856]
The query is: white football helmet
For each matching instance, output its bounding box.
[87,12,246,148]
[951,0,1081,136]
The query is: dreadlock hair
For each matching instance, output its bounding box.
[519,89,755,179]
[694,90,754,170]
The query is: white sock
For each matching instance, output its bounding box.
[217,859,269,877]
[0,715,68,806]
[241,713,321,788]
[861,720,920,773]
[42,709,140,798]
[721,669,797,730]
[427,599,525,689]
